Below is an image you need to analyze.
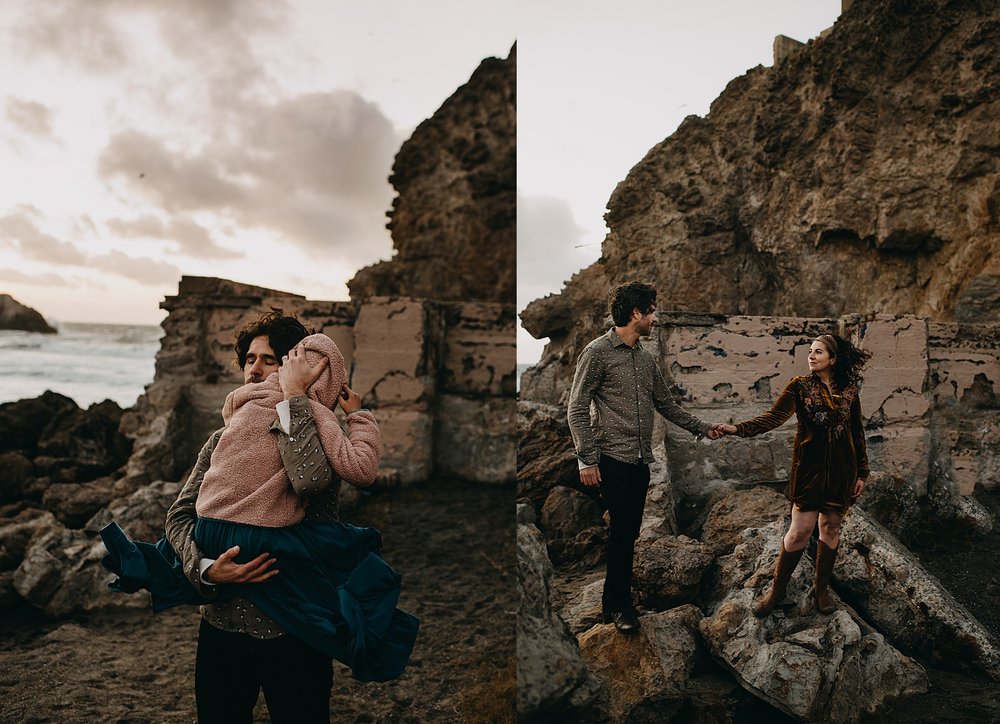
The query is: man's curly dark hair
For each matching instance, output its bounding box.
[234,308,314,369]
[609,281,657,327]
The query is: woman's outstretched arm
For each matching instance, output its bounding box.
[733,378,798,437]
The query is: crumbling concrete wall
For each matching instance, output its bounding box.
[121,276,515,487]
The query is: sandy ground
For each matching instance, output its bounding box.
[0,480,515,723]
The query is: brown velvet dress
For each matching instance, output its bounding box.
[735,374,869,513]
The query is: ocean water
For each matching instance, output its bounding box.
[0,322,162,409]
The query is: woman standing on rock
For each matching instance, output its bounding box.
[714,334,871,617]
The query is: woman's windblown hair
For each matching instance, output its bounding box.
[816,334,872,390]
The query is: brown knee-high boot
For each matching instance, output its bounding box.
[753,542,806,618]
[813,540,838,614]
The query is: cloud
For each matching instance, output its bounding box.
[92,249,182,285]
[517,193,593,310]
[107,214,243,259]
[98,91,400,267]
[0,206,88,265]
[0,268,73,287]
[9,0,282,78]
[5,98,56,140]
[0,206,181,285]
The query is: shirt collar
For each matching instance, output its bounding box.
[606,327,641,349]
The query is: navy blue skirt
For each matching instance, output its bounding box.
[100,518,419,682]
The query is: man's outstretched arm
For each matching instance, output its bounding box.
[651,365,712,438]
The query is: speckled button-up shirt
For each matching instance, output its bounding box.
[164,394,342,639]
[567,328,711,466]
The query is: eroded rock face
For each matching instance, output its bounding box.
[701,522,928,722]
[349,46,515,305]
[578,605,702,723]
[523,0,1000,357]
[0,294,56,333]
[517,518,603,721]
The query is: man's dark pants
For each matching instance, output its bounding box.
[598,454,651,614]
[195,619,333,723]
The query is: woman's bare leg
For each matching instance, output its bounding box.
[783,507,818,551]
[817,511,844,549]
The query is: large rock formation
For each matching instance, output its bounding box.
[349,45,515,305]
[522,0,1000,357]
[0,294,56,333]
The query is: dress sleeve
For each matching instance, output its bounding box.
[735,379,797,437]
[567,346,603,466]
[851,394,869,480]
[164,429,222,599]
[274,395,335,496]
[652,364,711,437]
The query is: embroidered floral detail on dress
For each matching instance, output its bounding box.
[799,374,857,438]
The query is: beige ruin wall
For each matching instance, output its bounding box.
[121,276,515,487]
[526,312,998,504]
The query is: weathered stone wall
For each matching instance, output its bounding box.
[121,276,515,487]
[524,311,999,507]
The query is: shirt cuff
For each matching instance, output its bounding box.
[578,459,598,470]
[275,400,291,434]
[199,557,217,586]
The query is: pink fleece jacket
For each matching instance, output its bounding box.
[196,333,381,527]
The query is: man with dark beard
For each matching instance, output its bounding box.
[567,281,721,634]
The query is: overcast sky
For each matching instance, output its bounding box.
[517,1,843,363]
[0,0,514,325]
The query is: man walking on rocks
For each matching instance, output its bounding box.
[568,281,721,634]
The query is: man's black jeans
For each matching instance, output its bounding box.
[598,454,650,614]
[195,618,333,723]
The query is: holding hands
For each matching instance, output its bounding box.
[707,423,737,440]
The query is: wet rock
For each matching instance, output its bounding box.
[42,477,122,529]
[0,508,57,569]
[540,486,606,567]
[516,401,580,512]
[84,481,181,543]
[13,519,146,617]
[0,294,56,333]
[0,570,17,606]
[564,577,605,635]
[700,522,927,721]
[0,391,78,455]
[14,481,180,617]
[578,605,702,723]
[836,507,1000,680]
[517,519,604,721]
[0,451,36,504]
[633,534,714,610]
[701,486,790,555]
[36,399,132,481]
[855,471,922,545]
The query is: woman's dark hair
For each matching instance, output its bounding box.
[234,308,314,369]
[816,333,872,389]
[609,281,657,327]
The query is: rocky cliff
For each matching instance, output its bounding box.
[522,0,999,359]
[0,294,56,334]
[349,45,516,305]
